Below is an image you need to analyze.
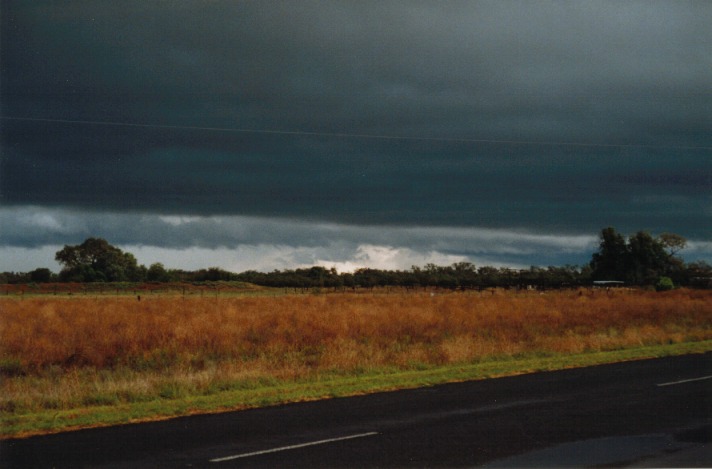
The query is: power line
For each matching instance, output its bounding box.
[2,115,711,151]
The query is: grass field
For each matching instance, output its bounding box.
[2,287,711,438]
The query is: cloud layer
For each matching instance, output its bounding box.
[1,1,710,270]
[1,206,603,271]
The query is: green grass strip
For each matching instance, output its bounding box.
[3,340,711,439]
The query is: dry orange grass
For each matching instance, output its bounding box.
[1,289,711,412]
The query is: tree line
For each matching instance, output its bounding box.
[2,228,711,290]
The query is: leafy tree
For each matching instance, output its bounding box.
[55,238,145,282]
[29,268,53,283]
[146,262,172,282]
[354,268,382,289]
[590,227,629,281]
[341,272,356,290]
[590,228,688,286]
[0,271,31,284]
[195,267,236,281]
[452,262,478,289]
[657,232,687,278]
[477,266,501,288]
[626,231,670,284]
[658,232,687,256]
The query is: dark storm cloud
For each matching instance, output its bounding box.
[0,206,602,269]
[2,0,711,244]
[5,1,710,139]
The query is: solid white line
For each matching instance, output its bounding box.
[209,432,379,463]
[656,375,712,387]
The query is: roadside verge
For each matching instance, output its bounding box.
[3,340,711,439]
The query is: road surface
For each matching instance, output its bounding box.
[2,352,711,467]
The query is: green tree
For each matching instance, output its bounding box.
[657,232,687,279]
[29,267,53,283]
[590,227,629,281]
[627,231,669,285]
[590,228,687,286]
[477,266,501,287]
[55,238,145,282]
[146,262,171,282]
[658,232,687,257]
[195,267,235,281]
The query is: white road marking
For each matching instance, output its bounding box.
[209,431,379,463]
[656,375,712,387]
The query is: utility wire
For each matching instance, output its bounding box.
[2,115,711,151]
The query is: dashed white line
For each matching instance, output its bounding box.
[656,375,712,387]
[209,431,379,463]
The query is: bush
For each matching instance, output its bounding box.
[656,276,675,291]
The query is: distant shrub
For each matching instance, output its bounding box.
[656,276,675,291]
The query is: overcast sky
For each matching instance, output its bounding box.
[1,1,711,273]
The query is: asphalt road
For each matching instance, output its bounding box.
[2,352,711,468]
